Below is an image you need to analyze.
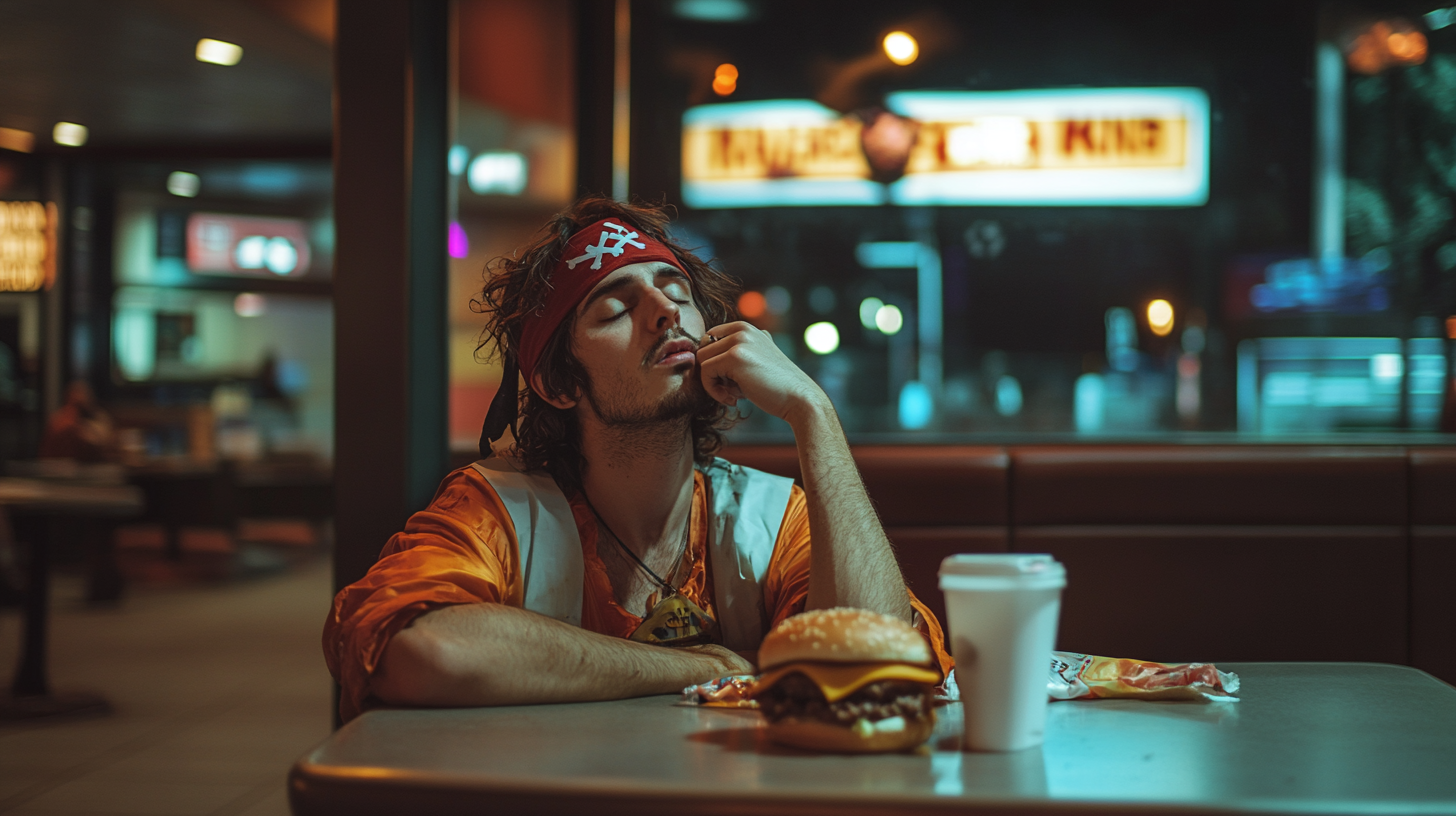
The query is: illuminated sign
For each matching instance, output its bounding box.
[186,213,312,277]
[0,200,57,292]
[681,88,1209,207]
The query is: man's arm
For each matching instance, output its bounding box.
[372,602,752,707]
[697,322,913,622]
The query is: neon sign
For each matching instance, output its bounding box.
[681,88,1209,207]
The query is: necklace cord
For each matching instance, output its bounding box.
[582,495,691,594]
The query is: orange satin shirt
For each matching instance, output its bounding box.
[323,465,953,721]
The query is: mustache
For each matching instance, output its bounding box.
[642,329,699,368]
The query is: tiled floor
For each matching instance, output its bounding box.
[0,558,334,815]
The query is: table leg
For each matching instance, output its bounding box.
[2,523,112,721]
[11,529,49,697]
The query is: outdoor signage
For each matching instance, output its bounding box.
[186,212,312,278]
[0,200,57,292]
[681,88,1209,207]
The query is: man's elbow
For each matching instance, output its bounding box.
[372,624,467,707]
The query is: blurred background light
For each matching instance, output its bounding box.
[447,144,470,176]
[1447,316,1456,340]
[1147,299,1175,336]
[875,303,904,335]
[195,38,243,66]
[712,63,738,96]
[673,0,752,22]
[235,235,267,269]
[737,290,766,319]
[857,241,918,268]
[1106,307,1139,372]
[1427,7,1456,29]
[264,236,298,275]
[448,221,469,259]
[1181,324,1206,355]
[804,321,839,355]
[995,375,1023,416]
[233,292,266,317]
[467,151,528,195]
[1371,352,1403,382]
[166,171,201,198]
[898,380,932,429]
[1074,373,1105,432]
[859,297,883,329]
[764,285,791,315]
[52,122,87,147]
[1346,20,1426,73]
[0,127,34,153]
[883,31,919,66]
[808,285,836,315]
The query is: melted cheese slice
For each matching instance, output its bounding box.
[755,661,941,703]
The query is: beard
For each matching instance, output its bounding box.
[581,331,713,428]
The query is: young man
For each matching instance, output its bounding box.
[323,198,949,721]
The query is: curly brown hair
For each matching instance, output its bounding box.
[473,197,742,491]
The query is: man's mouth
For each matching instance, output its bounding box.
[654,337,697,368]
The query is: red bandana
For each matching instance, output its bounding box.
[517,218,686,380]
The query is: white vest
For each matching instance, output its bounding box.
[470,456,795,651]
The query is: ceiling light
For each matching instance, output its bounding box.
[52,122,87,147]
[167,171,201,198]
[0,128,34,153]
[883,31,919,66]
[196,38,243,66]
[1147,299,1174,336]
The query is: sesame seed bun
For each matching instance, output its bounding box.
[759,607,932,669]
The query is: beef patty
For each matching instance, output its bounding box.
[757,673,932,726]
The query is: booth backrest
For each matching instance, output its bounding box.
[1411,450,1456,685]
[1012,447,1408,526]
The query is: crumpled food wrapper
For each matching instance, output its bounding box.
[680,674,758,707]
[1048,651,1240,701]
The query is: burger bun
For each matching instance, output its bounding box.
[759,607,932,668]
[764,714,935,754]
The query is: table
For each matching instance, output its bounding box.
[0,477,143,720]
[288,663,1456,815]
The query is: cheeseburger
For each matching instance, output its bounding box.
[752,607,940,753]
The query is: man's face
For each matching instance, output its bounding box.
[567,261,710,425]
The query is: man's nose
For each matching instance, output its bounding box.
[646,288,680,331]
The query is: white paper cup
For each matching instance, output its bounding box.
[940,554,1066,752]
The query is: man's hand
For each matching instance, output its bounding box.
[696,322,828,424]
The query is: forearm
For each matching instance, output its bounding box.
[788,396,913,622]
[372,602,737,707]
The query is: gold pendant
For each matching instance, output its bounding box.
[629,592,718,647]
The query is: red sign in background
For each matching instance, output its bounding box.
[186,212,312,278]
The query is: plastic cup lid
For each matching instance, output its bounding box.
[939,554,1065,582]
